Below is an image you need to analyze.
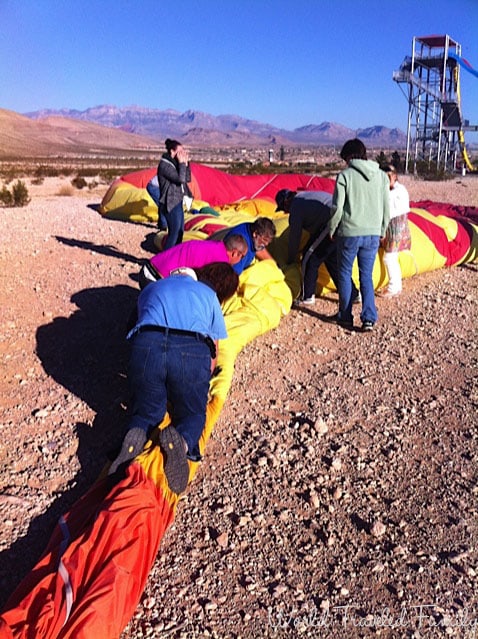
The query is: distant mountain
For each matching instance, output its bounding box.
[25,105,407,147]
[292,122,357,144]
[0,108,162,158]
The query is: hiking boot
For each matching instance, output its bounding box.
[108,427,147,475]
[323,313,353,329]
[158,426,190,494]
[361,321,375,332]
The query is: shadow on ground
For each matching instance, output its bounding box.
[0,283,139,609]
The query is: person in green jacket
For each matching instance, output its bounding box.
[327,139,390,331]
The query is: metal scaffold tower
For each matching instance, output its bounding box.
[393,34,477,174]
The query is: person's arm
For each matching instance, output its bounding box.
[395,183,410,215]
[381,176,391,237]
[255,247,275,262]
[158,157,186,186]
[328,176,345,239]
[287,210,302,264]
[210,340,218,373]
[176,148,191,186]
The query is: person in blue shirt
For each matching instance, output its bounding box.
[109,262,239,494]
[223,217,276,274]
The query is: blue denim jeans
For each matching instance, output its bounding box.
[302,235,359,300]
[163,201,184,249]
[127,330,211,460]
[336,236,380,324]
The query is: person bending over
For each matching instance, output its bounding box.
[275,188,359,305]
[223,217,276,274]
[138,235,247,289]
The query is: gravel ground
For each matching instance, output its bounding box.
[0,175,477,638]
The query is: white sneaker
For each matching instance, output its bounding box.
[295,295,315,306]
[379,288,400,298]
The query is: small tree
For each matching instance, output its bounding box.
[391,151,402,172]
[375,151,388,167]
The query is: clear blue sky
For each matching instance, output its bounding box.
[1,0,477,139]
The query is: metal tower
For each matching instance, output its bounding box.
[393,34,476,173]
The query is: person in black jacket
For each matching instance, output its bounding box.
[157,138,193,249]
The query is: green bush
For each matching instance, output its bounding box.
[0,181,30,207]
[12,180,31,206]
[0,186,14,206]
[375,151,388,167]
[71,175,87,189]
[35,165,61,178]
[413,161,455,181]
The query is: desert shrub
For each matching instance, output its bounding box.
[76,167,103,178]
[414,161,455,181]
[71,175,87,189]
[0,185,14,206]
[0,181,30,207]
[31,176,44,185]
[57,184,75,196]
[35,165,61,178]
[12,180,31,206]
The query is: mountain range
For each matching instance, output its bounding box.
[24,105,407,148]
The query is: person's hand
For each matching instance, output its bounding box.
[177,148,189,164]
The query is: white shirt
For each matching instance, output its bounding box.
[389,181,410,219]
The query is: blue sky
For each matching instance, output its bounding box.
[1,0,477,139]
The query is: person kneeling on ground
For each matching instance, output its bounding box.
[138,235,247,289]
[109,262,239,494]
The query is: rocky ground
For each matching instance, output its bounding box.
[0,174,477,638]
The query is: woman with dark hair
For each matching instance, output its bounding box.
[157,138,193,249]
[109,263,238,494]
[327,139,390,331]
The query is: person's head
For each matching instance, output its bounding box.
[165,138,183,158]
[382,164,398,189]
[195,262,239,304]
[251,217,276,251]
[223,234,248,265]
[275,189,297,213]
[340,138,367,163]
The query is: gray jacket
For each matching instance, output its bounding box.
[157,153,192,212]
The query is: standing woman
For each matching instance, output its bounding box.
[158,138,193,249]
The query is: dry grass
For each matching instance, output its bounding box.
[56,184,75,197]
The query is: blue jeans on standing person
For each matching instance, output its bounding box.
[127,330,211,461]
[336,235,380,325]
[163,201,184,249]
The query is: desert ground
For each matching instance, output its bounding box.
[0,172,477,638]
